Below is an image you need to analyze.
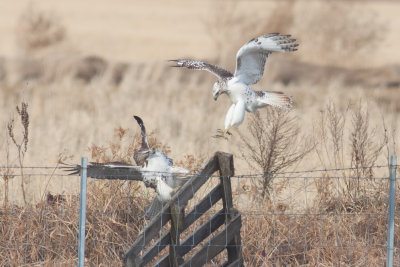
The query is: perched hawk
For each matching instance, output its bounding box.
[63,115,189,218]
[170,33,297,138]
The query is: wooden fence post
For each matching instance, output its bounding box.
[169,202,184,266]
[217,152,243,266]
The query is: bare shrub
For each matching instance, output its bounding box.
[74,56,108,83]
[314,101,349,169]
[15,4,66,53]
[7,102,29,205]
[175,154,206,173]
[238,109,312,198]
[110,63,129,86]
[313,101,388,210]
[348,102,388,199]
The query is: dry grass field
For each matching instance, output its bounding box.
[0,0,399,265]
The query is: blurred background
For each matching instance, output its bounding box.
[1,1,400,265]
[0,0,399,199]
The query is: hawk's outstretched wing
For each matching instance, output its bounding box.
[234,33,298,85]
[169,59,233,80]
[62,162,144,181]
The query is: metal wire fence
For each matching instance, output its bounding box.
[0,159,398,266]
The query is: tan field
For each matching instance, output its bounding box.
[0,0,399,205]
[0,0,399,265]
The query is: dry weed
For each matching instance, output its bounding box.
[0,181,147,265]
[238,109,312,198]
[7,102,29,205]
[314,101,389,206]
[175,154,207,173]
[241,181,392,266]
[74,56,108,83]
[89,124,170,164]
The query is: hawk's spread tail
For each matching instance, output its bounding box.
[256,91,293,110]
[133,115,150,150]
[144,197,164,220]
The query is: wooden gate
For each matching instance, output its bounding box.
[124,152,243,266]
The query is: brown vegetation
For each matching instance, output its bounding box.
[7,102,29,205]
[0,102,397,265]
[238,109,312,198]
[0,182,147,266]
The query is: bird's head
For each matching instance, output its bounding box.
[212,81,223,101]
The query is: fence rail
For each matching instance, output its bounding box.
[0,153,398,266]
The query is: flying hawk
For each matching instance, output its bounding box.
[170,33,297,139]
[63,115,189,218]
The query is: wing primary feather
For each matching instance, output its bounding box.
[234,33,299,85]
[169,59,233,80]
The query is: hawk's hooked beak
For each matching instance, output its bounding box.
[213,90,222,101]
[168,59,184,67]
[213,92,219,101]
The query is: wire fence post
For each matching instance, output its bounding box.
[78,157,88,267]
[387,155,397,267]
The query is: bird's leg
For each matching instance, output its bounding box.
[213,128,232,139]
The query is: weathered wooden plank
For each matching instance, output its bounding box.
[183,184,222,229]
[125,210,171,267]
[223,257,243,267]
[225,215,242,265]
[180,209,225,255]
[217,152,235,219]
[141,184,222,265]
[125,153,219,266]
[173,153,219,206]
[142,235,169,266]
[218,152,242,264]
[169,203,184,266]
[155,209,226,266]
[216,152,235,177]
[181,214,242,267]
